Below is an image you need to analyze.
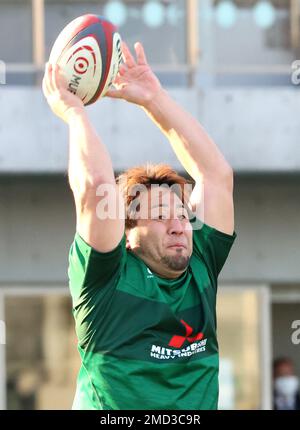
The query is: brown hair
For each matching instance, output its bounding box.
[116,163,193,229]
[273,357,294,374]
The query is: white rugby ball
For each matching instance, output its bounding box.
[49,14,122,105]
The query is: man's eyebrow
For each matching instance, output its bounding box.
[150,203,186,209]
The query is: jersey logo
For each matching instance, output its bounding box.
[146,267,154,279]
[168,319,204,348]
[150,317,207,360]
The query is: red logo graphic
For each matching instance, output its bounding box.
[168,319,204,348]
[67,43,97,77]
[74,56,89,74]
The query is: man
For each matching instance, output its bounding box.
[42,41,236,410]
[273,357,300,410]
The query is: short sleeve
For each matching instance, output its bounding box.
[192,217,237,282]
[68,232,127,305]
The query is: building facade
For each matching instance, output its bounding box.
[0,0,299,410]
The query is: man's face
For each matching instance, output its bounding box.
[126,188,193,279]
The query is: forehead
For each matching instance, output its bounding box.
[139,187,184,207]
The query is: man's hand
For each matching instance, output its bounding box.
[42,63,84,123]
[105,41,162,107]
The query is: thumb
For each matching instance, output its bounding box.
[105,88,125,99]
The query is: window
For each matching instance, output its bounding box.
[0,0,33,63]
[5,293,79,410]
[217,286,271,409]
[0,0,34,85]
[199,0,296,86]
[45,0,188,66]
[0,0,191,86]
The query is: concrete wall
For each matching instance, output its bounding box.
[0,174,299,285]
[0,87,300,174]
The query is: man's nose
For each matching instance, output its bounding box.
[168,218,184,235]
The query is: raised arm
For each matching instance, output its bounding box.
[142,84,234,236]
[107,42,234,235]
[42,63,124,252]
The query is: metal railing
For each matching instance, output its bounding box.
[1,0,299,86]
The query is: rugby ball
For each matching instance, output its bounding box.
[49,14,122,105]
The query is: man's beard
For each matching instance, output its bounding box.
[161,253,190,271]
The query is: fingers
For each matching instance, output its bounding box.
[43,62,56,94]
[134,42,148,66]
[47,63,55,93]
[105,76,126,98]
[51,63,59,92]
[121,41,136,68]
[118,63,128,76]
[105,88,124,99]
[113,73,125,87]
[121,40,148,68]
[43,62,68,96]
[54,64,68,90]
[42,63,54,97]
[42,73,49,98]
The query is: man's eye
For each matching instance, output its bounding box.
[178,213,188,220]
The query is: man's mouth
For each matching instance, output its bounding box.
[168,244,186,249]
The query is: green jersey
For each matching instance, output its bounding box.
[68,220,236,410]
